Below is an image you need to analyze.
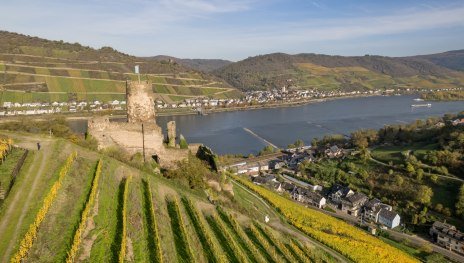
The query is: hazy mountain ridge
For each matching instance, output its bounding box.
[410,49,464,71]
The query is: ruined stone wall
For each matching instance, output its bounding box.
[167,121,176,147]
[88,117,195,167]
[87,80,197,168]
[126,81,156,123]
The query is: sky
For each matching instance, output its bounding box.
[1,0,464,61]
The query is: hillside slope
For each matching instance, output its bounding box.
[0,132,345,262]
[409,49,464,71]
[214,52,464,91]
[148,55,232,72]
[0,31,240,104]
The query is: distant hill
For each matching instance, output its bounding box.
[409,49,464,71]
[148,55,232,72]
[213,52,464,91]
[0,31,240,104]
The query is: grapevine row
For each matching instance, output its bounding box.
[288,239,313,263]
[66,159,102,263]
[206,213,248,263]
[142,179,163,263]
[216,206,267,263]
[11,152,77,263]
[166,197,194,263]
[253,222,298,263]
[181,197,226,263]
[248,223,284,263]
[119,176,130,263]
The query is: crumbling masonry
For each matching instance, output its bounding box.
[87,80,199,167]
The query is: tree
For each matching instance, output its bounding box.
[258,145,274,156]
[416,185,433,205]
[434,203,443,213]
[456,184,464,217]
[351,130,369,149]
[416,169,424,181]
[406,163,415,176]
[294,139,304,148]
[179,134,188,149]
[311,138,319,148]
[395,174,404,186]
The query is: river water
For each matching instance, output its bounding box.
[69,95,464,155]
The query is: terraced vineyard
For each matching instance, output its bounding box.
[0,133,339,263]
[0,59,240,105]
[0,32,242,105]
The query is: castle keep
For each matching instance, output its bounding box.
[88,80,196,167]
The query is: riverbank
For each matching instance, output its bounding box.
[159,93,380,116]
[0,93,378,122]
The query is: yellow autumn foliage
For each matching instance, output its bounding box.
[0,138,13,163]
[232,175,418,263]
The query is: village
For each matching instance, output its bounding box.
[223,144,464,256]
[2,86,462,117]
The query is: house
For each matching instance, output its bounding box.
[430,221,464,254]
[325,145,343,158]
[275,182,296,193]
[269,160,285,170]
[252,174,277,186]
[363,198,393,223]
[452,118,464,126]
[378,209,401,229]
[328,184,354,204]
[292,187,326,208]
[340,192,368,216]
[259,161,269,172]
[282,182,296,192]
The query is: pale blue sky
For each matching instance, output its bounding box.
[2,0,464,60]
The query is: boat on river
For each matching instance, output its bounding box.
[411,103,432,108]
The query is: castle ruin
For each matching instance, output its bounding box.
[87,80,198,167]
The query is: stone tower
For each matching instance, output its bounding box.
[167,121,176,147]
[126,80,156,123]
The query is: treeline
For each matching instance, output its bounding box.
[421,90,464,101]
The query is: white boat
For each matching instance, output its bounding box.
[411,103,432,108]
[413,98,424,101]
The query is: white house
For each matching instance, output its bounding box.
[378,209,401,229]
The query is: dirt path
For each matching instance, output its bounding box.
[0,140,54,262]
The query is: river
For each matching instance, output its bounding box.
[69,95,464,155]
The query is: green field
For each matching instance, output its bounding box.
[371,144,439,165]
